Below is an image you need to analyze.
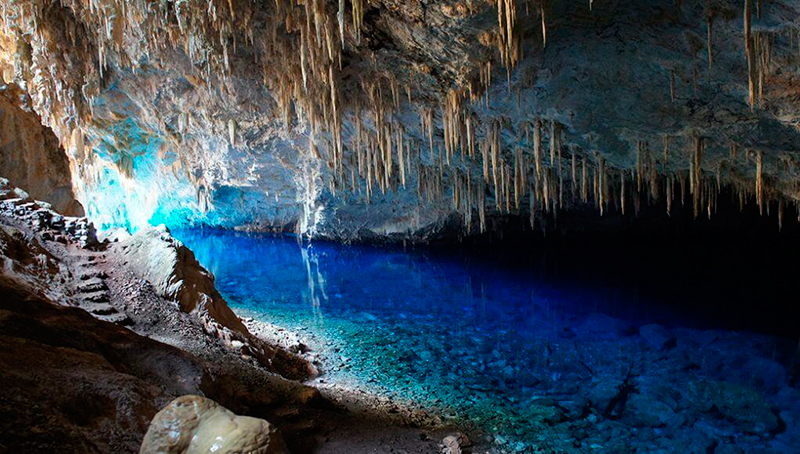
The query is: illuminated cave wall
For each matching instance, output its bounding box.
[2,1,800,239]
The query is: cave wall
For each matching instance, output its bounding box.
[0,82,82,216]
[0,0,798,238]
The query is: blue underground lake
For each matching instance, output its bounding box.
[174,228,800,453]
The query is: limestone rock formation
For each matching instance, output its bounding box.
[0,82,82,216]
[0,276,215,452]
[0,176,310,379]
[113,226,313,379]
[139,395,289,454]
[0,178,359,453]
[1,0,798,239]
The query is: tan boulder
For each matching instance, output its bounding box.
[140,395,289,454]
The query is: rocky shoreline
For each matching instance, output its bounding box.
[0,178,468,453]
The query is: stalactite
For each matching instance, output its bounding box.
[533,119,542,178]
[540,3,547,48]
[338,0,345,46]
[514,147,522,210]
[466,114,477,159]
[549,120,558,166]
[228,119,237,146]
[581,158,588,203]
[669,70,676,102]
[598,155,606,216]
[352,0,364,44]
[666,175,673,216]
[571,149,577,195]
[490,121,502,208]
[692,135,704,217]
[397,123,406,188]
[706,13,715,74]
[745,0,756,111]
[493,0,519,68]
[529,181,536,229]
[636,141,644,192]
[621,170,626,215]
[756,150,764,215]
[543,168,550,213]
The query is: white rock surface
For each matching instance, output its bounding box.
[139,395,289,454]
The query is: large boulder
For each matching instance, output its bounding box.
[140,396,288,454]
[115,226,312,380]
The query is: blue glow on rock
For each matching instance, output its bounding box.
[78,116,303,233]
[80,118,204,232]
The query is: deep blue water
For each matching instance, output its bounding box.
[174,228,800,452]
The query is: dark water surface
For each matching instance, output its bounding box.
[174,227,800,452]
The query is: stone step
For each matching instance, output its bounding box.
[97,312,133,326]
[76,279,108,293]
[81,301,116,316]
[77,270,108,281]
[81,291,110,304]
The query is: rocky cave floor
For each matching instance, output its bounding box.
[2,176,800,454]
[0,179,460,453]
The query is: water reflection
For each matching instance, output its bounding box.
[300,242,327,324]
[174,228,800,452]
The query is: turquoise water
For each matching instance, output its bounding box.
[175,229,800,452]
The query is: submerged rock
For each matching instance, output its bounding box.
[691,380,779,435]
[740,357,786,392]
[639,324,675,351]
[140,395,288,454]
[627,394,684,428]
